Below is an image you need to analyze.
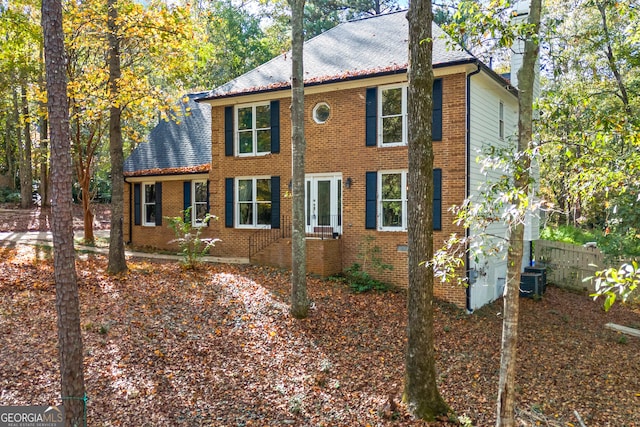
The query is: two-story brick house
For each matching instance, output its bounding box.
[124,11,536,310]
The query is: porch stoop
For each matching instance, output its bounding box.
[250,237,343,278]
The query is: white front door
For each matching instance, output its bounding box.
[305,174,342,235]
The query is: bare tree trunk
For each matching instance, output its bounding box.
[107,0,127,274]
[289,0,309,319]
[71,102,97,245]
[20,84,33,208]
[42,0,86,425]
[39,45,50,207]
[39,118,50,207]
[4,112,16,190]
[80,173,94,243]
[403,0,449,420]
[12,87,21,191]
[496,1,541,426]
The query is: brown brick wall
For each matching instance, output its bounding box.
[252,238,343,278]
[125,74,469,307]
[205,73,469,307]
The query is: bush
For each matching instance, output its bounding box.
[166,208,220,269]
[0,187,21,203]
[343,263,392,293]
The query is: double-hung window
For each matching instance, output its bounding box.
[379,171,407,230]
[236,103,271,156]
[379,84,407,147]
[237,177,272,228]
[192,180,208,226]
[143,183,157,226]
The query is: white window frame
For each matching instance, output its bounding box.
[235,102,271,157]
[235,176,272,229]
[378,170,408,231]
[499,101,505,140]
[142,182,156,227]
[378,84,407,147]
[312,102,330,124]
[191,180,208,227]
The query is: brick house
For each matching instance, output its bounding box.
[124,11,538,310]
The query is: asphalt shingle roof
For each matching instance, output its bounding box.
[199,10,475,100]
[123,95,211,176]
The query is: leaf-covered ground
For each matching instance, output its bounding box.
[0,207,639,426]
[1,245,639,426]
[0,203,111,232]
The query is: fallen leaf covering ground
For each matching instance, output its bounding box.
[0,207,639,426]
[0,203,111,231]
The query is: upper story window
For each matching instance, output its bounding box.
[366,80,442,147]
[237,177,272,228]
[379,170,407,230]
[499,101,505,140]
[236,103,271,156]
[379,85,407,147]
[143,183,157,226]
[313,102,330,124]
[192,180,208,227]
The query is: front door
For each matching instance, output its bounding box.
[305,174,342,235]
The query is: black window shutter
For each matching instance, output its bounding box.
[155,182,163,226]
[365,88,377,147]
[224,106,233,156]
[183,181,191,222]
[365,171,377,229]
[433,169,442,230]
[433,79,443,141]
[271,176,280,229]
[270,101,280,154]
[225,178,234,228]
[134,183,141,226]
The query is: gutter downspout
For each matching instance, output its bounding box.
[465,62,482,314]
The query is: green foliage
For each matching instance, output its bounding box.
[541,224,640,258]
[540,225,597,245]
[166,208,220,270]
[590,260,639,312]
[0,187,21,203]
[343,235,394,293]
[344,263,392,293]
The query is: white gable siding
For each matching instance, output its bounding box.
[467,72,519,309]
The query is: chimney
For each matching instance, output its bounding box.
[510,0,540,116]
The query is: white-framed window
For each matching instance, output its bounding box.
[499,101,505,140]
[142,183,157,226]
[192,180,208,227]
[379,170,407,231]
[236,102,271,156]
[236,177,272,228]
[379,84,407,147]
[312,102,330,124]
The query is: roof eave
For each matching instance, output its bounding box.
[196,59,482,103]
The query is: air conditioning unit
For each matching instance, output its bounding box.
[520,272,543,298]
[524,266,547,293]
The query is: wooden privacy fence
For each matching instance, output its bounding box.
[534,240,604,293]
